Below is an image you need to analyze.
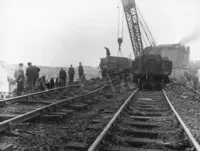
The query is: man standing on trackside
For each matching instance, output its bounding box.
[14,63,25,96]
[59,68,67,85]
[26,62,40,93]
[68,65,75,83]
[78,62,84,80]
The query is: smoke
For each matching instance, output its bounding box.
[179,31,200,45]
[180,2,200,45]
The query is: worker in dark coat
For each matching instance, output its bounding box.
[59,68,67,85]
[37,75,47,91]
[55,78,59,87]
[14,63,25,96]
[68,65,75,83]
[49,78,55,89]
[104,47,111,57]
[26,62,40,93]
[78,62,84,80]
[193,75,198,90]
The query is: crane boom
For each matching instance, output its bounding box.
[121,0,143,57]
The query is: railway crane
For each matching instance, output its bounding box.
[100,0,189,89]
[121,0,172,89]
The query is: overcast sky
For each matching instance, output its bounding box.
[0,0,200,67]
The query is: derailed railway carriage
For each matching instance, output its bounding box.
[100,56,132,78]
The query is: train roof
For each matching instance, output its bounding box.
[101,56,132,60]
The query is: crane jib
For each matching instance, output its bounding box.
[121,0,143,57]
[121,0,136,8]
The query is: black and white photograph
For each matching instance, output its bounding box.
[0,0,200,150]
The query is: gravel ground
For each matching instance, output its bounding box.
[104,91,190,151]
[0,79,104,116]
[165,84,200,144]
[0,88,86,116]
[0,79,132,150]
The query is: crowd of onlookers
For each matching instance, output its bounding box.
[0,61,85,100]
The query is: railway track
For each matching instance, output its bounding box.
[88,89,200,151]
[0,80,115,132]
[0,79,116,150]
[0,78,106,120]
[0,84,82,105]
[0,84,83,124]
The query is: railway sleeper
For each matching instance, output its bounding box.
[126,110,163,117]
[36,114,64,122]
[0,114,18,121]
[66,142,87,151]
[109,136,185,150]
[128,106,169,112]
[68,103,88,111]
[17,100,56,105]
[121,112,163,119]
[28,111,70,123]
[120,128,159,138]
[131,102,167,107]
[82,99,95,105]
[129,115,154,121]
[91,119,104,124]
[1,129,32,138]
[103,108,116,114]
[132,107,169,112]
[102,146,163,151]
[59,109,74,114]
[87,123,105,131]
[120,121,159,129]
[0,143,13,151]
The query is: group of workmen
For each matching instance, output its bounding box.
[14,62,85,96]
[14,62,40,96]
[59,62,85,85]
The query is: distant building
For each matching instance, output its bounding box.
[148,44,190,82]
[155,44,190,68]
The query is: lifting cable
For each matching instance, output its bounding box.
[137,6,157,46]
[138,15,154,46]
[138,9,156,46]
[139,21,148,47]
[141,31,148,48]
[117,6,120,39]
[117,6,124,57]
[139,19,154,47]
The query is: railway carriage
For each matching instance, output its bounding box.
[99,56,132,79]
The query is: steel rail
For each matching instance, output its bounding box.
[88,88,138,151]
[163,89,200,151]
[0,81,114,133]
[0,84,82,105]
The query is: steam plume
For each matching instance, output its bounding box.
[179,31,200,45]
[180,13,200,45]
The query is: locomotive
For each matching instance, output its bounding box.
[132,47,172,89]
